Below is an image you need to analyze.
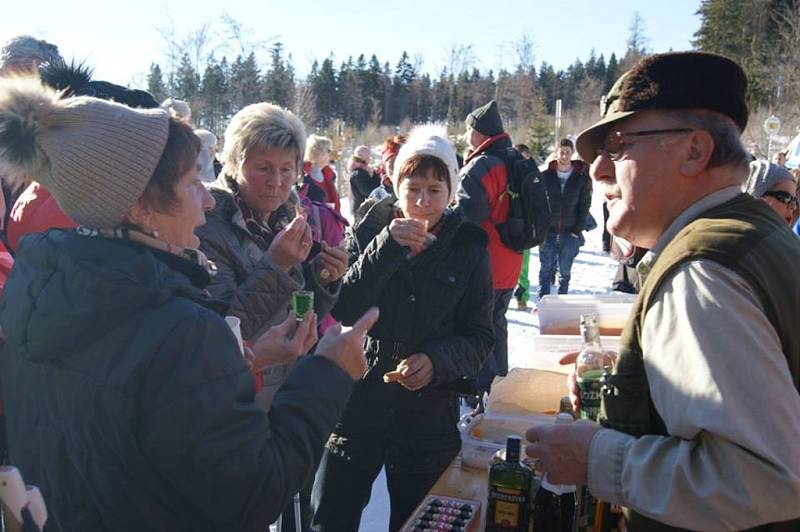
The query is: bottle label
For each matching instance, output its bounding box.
[489,487,523,527]
[577,370,604,421]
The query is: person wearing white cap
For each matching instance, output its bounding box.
[0,75,378,531]
[311,126,494,531]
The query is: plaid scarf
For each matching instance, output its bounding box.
[225,174,291,250]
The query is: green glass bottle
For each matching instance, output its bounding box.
[574,314,615,531]
[575,314,613,421]
[486,436,533,532]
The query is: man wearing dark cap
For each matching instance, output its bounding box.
[525,52,800,530]
[456,100,521,406]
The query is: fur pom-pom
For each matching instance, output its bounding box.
[0,76,63,188]
[40,58,93,97]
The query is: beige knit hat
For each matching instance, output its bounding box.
[0,76,170,228]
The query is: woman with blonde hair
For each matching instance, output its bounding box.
[197,104,348,400]
[302,134,341,213]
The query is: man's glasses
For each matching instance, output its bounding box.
[352,156,366,164]
[762,190,798,207]
[599,128,697,161]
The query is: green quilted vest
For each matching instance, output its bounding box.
[600,193,800,532]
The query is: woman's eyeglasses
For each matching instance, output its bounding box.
[598,128,697,161]
[762,190,799,207]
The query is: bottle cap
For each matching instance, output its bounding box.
[505,436,521,462]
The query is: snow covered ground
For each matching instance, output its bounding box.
[358,189,618,530]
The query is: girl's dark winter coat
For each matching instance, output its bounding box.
[329,197,494,473]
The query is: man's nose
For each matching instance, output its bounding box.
[590,152,615,182]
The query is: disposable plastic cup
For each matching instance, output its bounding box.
[225,316,244,356]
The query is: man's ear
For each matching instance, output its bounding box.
[680,130,715,177]
[126,200,154,231]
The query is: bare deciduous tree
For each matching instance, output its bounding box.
[442,43,476,75]
[220,11,275,59]
[513,33,537,74]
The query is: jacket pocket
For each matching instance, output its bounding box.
[426,268,468,321]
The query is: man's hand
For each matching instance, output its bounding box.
[389,218,427,255]
[388,353,434,391]
[525,420,602,486]
[312,241,348,285]
[250,312,318,371]
[316,307,379,381]
[268,215,313,271]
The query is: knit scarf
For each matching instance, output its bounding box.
[225,174,291,250]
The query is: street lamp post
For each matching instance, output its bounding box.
[764,114,781,160]
[554,99,562,152]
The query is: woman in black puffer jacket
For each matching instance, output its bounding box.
[0,76,374,532]
[311,127,494,532]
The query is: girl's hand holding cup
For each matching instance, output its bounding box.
[389,218,428,256]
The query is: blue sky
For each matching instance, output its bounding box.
[2,0,701,89]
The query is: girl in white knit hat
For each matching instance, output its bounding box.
[311,126,494,531]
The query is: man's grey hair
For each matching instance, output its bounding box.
[0,35,61,74]
[668,109,751,173]
[222,102,307,173]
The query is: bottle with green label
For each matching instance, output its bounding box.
[575,313,613,421]
[485,436,533,531]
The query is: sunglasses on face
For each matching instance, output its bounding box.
[598,128,697,161]
[762,190,799,207]
[352,156,366,164]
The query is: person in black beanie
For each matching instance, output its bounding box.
[455,100,522,408]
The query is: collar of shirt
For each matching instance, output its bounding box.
[636,186,743,284]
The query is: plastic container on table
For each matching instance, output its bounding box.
[537,294,634,336]
[459,411,555,470]
[524,335,621,374]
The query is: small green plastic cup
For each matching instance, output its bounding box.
[292,290,314,321]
